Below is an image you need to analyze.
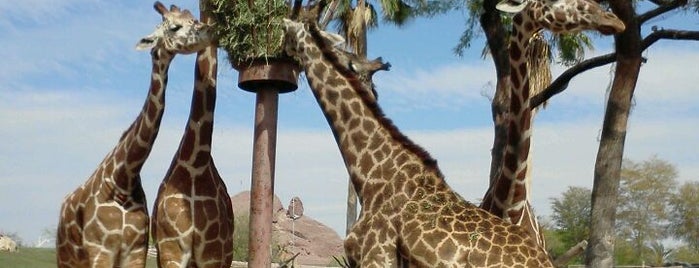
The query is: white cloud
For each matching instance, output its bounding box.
[376,62,497,109]
[0,0,95,24]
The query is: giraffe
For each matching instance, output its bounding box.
[56,2,212,267]
[150,4,234,267]
[56,2,209,267]
[479,0,625,246]
[282,17,554,267]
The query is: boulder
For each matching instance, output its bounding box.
[230,191,344,266]
[286,196,304,220]
[0,235,18,252]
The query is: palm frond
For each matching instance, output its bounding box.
[526,30,552,109]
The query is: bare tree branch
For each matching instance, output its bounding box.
[647,0,675,6]
[638,0,688,24]
[530,29,699,108]
[530,54,615,108]
[553,240,589,268]
[642,28,699,48]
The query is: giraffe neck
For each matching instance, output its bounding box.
[298,24,441,208]
[110,47,174,193]
[175,46,217,164]
[482,10,551,247]
[483,12,538,224]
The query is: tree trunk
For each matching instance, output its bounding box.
[479,0,512,185]
[585,0,642,266]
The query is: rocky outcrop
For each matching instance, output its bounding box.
[0,235,18,252]
[230,191,344,266]
[286,196,304,220]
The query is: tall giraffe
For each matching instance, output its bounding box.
[480,0,625,246]
[56,2,212,267]
[282,18,554,267]
[150,3,234,267]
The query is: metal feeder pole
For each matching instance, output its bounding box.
[249,88,278,268]
[237,59,298,268]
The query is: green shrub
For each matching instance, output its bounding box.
[232,212,250,261]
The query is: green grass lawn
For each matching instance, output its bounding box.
[0,248,56,268]
[0,248,158,268]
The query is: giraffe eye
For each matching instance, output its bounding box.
[169,25,183,32]
[348,61,358,73]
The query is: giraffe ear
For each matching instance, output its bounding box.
[319,31,345,47]
[135,34,157,50]
[496,0,528,13]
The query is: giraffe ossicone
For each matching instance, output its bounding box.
[56,2,212,267]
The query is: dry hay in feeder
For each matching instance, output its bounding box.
[209,0,289,67]
[526,30,551,109]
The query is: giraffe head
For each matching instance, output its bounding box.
[497,0,625,35]
[281,18,390,99]
[136,1,212,54]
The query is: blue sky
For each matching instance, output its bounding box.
[0,1,697,246]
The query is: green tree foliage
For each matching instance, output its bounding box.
[613,239,640,265]
[669,181,699,250]
[413,0,593,64]
[617,156,679,259]
[548,156,699,265]
[550,186,592,249]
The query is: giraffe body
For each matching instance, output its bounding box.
[480,0,625,245]
[56,2,212,267]
[151,12,234,268]
[282,18,553,267]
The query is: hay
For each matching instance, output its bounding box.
[209,0,290,67]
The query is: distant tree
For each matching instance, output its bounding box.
[36,227,56,248]
[550,186,592,249]
[668,181,699,250]
[540,219,565,256]
[616,156,678,260]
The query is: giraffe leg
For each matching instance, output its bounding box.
[122,245,148,268]
[156,238,192,268]
[344,232,362,266]
[359,240,400,268]
[122,208,149,267]
[84,243,116,268]
[83,211,122,267]
[346,215,400,268]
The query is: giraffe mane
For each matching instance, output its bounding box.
[306,22,442,177]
